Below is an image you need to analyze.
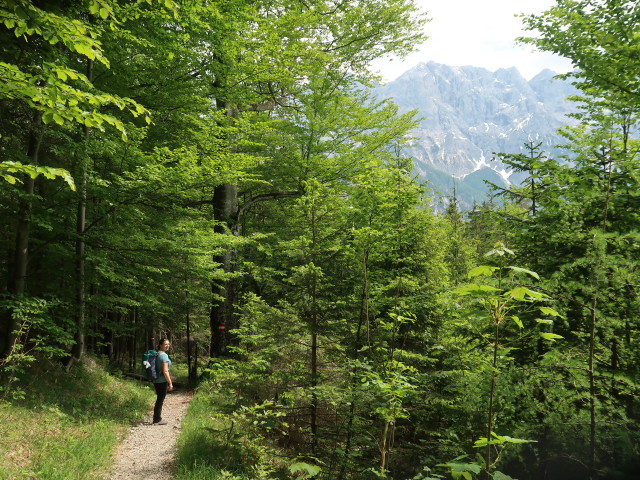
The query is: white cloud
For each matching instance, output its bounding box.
[371,0,574,81]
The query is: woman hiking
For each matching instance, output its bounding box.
[152,338,173,425]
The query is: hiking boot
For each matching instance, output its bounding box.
[153,420,168,425]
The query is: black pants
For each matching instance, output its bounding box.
[153,382,168,423]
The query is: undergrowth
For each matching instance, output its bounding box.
[0,356,151,480]
[175,380,293,480]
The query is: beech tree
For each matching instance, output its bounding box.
[0,0,429,365]
[520,0,640,110]
[0,0,223,362]
[0,0,145,358]
[197,0,428,355]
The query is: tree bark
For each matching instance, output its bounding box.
[67,57,93,368]
[210,182,238,356]
[1,114,42,358]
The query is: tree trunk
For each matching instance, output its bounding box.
[1,115,42,358]
[130,308,137,371]
[379,420,396,475]
[68,158,87,365]
[380,421,389,473]
[67,58,93,368]
[210,182,238,356]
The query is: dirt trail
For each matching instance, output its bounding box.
[106,388,192,480]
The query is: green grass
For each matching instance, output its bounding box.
[175,382,290,480]
[0,357,152,480]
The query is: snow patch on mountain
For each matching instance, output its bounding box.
[374,61,579,184]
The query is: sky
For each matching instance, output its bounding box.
[372,0,574,82]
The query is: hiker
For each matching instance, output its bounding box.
[153,338,173,425]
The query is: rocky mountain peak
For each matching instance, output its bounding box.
[374,62,578,208]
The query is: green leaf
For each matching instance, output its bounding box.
[42,111,54,124]
[539,306,564,318]
[436,461,481,480]
[500,435,537,444]
[468,265,499,278]
[74,42,96,59]
[485,244,514,257]
[474,432,535,447]
[453,284,501,296]
[535,318,553,325]
[473,437,491,447]
[539,332,564,342]
[437,462,481,474]
[511,315,523,328]
[289,462,321,477]
[15,6,29,20]
[497,347,517,356]
[1,174,17,184]
[493,471,516,480]
[504,286,545,301]
[1,162,74,189]
[507,266,540,279]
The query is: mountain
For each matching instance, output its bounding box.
[374,62,579,209]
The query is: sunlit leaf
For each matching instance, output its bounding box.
[485,244,514,257]
[507,266,540,279]
[539,306,564,318]
[504,286,545,300]
[453,284,501,296]
[468,265,499,278]
[1,174,17,184]
[289,462,321,477]
[501,435,537,444]
[535,318,553,325]
[539,332,564,342]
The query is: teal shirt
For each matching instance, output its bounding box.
[153,352,172,383]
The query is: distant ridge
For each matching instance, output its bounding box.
[374,61,579,209]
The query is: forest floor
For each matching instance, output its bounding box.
[106,387,193,480]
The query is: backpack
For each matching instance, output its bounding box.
[141,349,159,381]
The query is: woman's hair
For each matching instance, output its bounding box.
[157,338,170,350]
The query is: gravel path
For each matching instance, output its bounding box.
[106,388,193,480]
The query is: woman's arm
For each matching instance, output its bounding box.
[161,361,173,391]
